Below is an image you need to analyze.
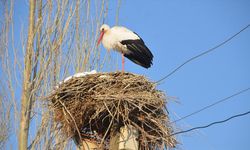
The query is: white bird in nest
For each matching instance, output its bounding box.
[97,24,153,71]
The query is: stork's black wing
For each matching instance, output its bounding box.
[120,37,153,68]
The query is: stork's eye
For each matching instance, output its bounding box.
[102,28,104,31]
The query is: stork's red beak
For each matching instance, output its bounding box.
[97,31,104,46]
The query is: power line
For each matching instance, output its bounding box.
[170,110,250,136]
[156,24,250,83]
[171,87,250,124]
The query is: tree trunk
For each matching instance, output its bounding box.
[18,0,36,149]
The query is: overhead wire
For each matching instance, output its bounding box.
[156,24,250,83]
[171,87,250,124]
[170,110,250,136]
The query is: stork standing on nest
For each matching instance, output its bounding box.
[97,24,153,71]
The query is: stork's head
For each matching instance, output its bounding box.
[97,24,110,46]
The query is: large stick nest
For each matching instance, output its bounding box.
[47,72,177,149]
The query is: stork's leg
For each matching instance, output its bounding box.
[122,53,125,72]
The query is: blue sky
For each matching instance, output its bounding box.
[107,0,250,150]
[4,0,250,149]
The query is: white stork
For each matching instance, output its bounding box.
[97,24,153,70]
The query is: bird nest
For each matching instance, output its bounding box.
[47,72,177,149]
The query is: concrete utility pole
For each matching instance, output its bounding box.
[77,126,139,150]
[110,126,139,150]
[77,140,98,150]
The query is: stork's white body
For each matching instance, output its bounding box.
[102,26,139,51]
[98,24,153,69]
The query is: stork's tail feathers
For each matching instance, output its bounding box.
[121,39,153,68]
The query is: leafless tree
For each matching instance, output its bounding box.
[0,0,13,149]
[0,0,120,149]
[0,93,11,150]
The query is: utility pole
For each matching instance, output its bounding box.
[77,140,98,150]
[110,126,139,150]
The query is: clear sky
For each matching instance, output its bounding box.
[5,0,250,150]
[107,0,250,150]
